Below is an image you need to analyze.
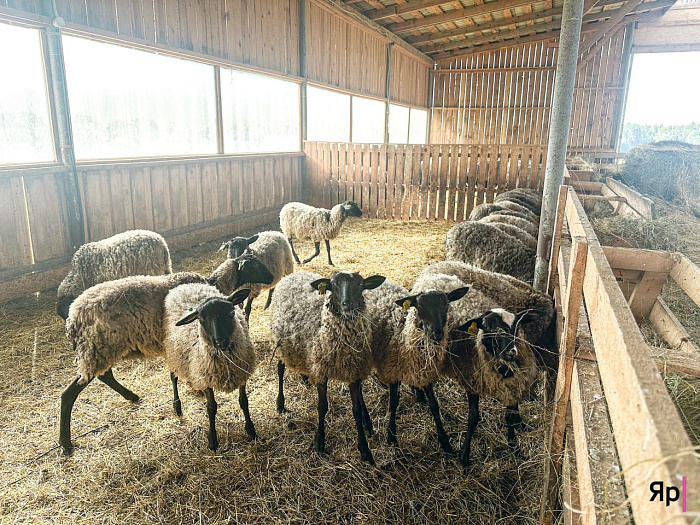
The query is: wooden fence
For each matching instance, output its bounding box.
[0,154,302,301]
[303,141,547,221]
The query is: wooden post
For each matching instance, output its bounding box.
[532,0,584,292]
[540,236,589,525]
[611,23,634,153]
[214,67,225,154]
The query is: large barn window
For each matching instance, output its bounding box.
[62,36,217,160]
[352,96,385,143]
[408,108,428,144]
[388,104,410,144]
[0,23,54,165]
[307,86,351,142]
[220,69,300,153]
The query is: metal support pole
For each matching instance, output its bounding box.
[299,0,308,200]
[532,0,584,292]
[45,20,85,250]
[384,42,394,144]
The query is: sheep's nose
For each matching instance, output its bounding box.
[214,338,230,349]
[342,301,352,309]
[504,348,517,360]
[429,328,443,343]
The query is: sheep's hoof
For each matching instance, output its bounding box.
[276,397,286,413]
[361,451,376,466]
[208,439,219,451]
[61,443,76,456]
[387,434,398,447]
[245,424,258,441]
[124,392,140,403]
[459,451,471,468]
[440,441,456,455]
[313,435,326,454]
[173,399,182,417]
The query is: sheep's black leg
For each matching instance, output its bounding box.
[314,378,329,454]
[301,374,310,385]
[263,288,274,310]
[325,240,334,266]
[302,242,321,264]
[411,385,427,404]
[60,376,92,455]
[358,382,373,437]
[288,237,301,264]
[98,368,139,402]
[459,394,480,467]
[424,383,454,455]
[505,404,521,448]
[203,388,219,451]
[276,360,286,413]
[350,380,375,465]
[170,373,182,416]
[244,296,253,321]
[239,383,257,440]
[387,381,400,446]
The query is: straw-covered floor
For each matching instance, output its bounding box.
[0,218,548,524]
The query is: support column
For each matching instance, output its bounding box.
[384,42,393,144]
[532,0,584,292]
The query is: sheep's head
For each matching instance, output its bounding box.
[219,235,259,259]
[57,295,76,320]
[396,287,469,343]
[311,271,385,320]
[175,289,251,351]
[458,308,541,365]
[341,201,362,218]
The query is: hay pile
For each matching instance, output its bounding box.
[0,218,550,524]
[617,141,700,206]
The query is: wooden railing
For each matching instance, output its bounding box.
[303,142,547,221]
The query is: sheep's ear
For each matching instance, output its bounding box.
[310,278,331,295]
[246,235,259,245]
[395,295,417,311]
[176,309,199,326]
[458,317,482,335]
[363,275,386,290]
[512,309,543,332]
[228,288,251,306]
[218,241,229,252]
[447,286,470,302]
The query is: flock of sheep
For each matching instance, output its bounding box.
[55,189,555,469]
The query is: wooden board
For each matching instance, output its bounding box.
[605,178,656,219]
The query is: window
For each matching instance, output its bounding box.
[352,96,385,143]
[307,86,350,142]
[62,36,217,159]
[408,108,428,144]
[0,23,54,165]
[220,69,299,153]
[388,104,410,144]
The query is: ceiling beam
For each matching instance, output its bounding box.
[432,30,560,60]
[367,0,467,21]
[577,0,643,59]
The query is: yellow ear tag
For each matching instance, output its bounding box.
[317,282,327,295]
[467,322,478,336]
[402,300,411,311]
[237,260,244,271]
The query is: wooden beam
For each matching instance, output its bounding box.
[571,181,604,193]
[605,178,656,219]
[600,183,638,216]
[628,271,669,321]
[433,30,560,61]
[670,254,700,309]
[562,434,582,525]
[578,194,626,202]
[565,187,700,523]
[650,345,700,378]
[547,184,569,296]
[649,298,700,355]
[602,246,676,273]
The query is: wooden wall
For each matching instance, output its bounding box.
[390,45,431,107]
[304,141,545,222]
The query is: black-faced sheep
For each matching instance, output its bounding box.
[164,286,257,451]
[220,231,295,319]
[269,270,385,464]
[57,230,172,320]
[279,201,362,265]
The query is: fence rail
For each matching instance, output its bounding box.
[303,142,547,221]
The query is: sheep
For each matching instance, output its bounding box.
[57,229,172,320]
[58,256,274,454]
[365,277,471,453]
[445,221,536,282]
[220,231,295,319]
[442,308,540,467]
[279,201,362,266]
[485,222,538,251]
[495,189,542,215]
[493,199,541,220]
[163,285,257,451]
[468,203,539,225]
[479,214,539,238]
[269,270,386,464]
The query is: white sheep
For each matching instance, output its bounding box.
[57,229,172,320]
[220,231,295,319]
[164,285,257,451]
[269,270,385,464]
[279,201,362,265]
[484,222,538,251]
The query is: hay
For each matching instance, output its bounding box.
[0,218,550,524]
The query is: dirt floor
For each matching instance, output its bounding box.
[0,218,548,524]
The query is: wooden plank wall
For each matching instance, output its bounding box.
[430,30,632,158]
[1,0,300,75]
[304,141,545,221]
[390,45,431,107]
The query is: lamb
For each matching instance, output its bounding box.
[279,201,362,265]
[163,285,257,451]
[479,214,539,238]
[58,256,274,454]
[269,270,386,464]
[220,231,295,319]
[442,309,540,467]
[445,221,536,282]
[57,229,172,320]
[365,277,471,453]
[468,203,538,225]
